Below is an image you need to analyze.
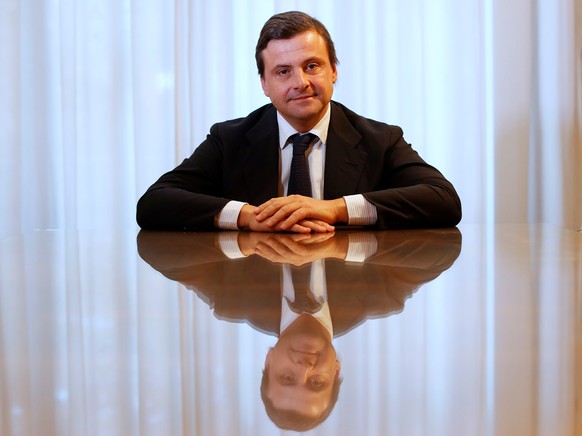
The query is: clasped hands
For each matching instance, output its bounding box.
[237,195,348,233]
[237,231,348,265]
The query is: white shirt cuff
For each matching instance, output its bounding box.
[343,194,377,226]
[217,232,246,259]
[216,201,247,230]
[345,233,378,262]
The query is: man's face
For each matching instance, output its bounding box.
[260,30,337,132]
[264,315,340,418]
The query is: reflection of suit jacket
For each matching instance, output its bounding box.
[136,101,461,230]
[137,229,462,337]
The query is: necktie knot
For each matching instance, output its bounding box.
[287,266,322,314]
[291,133,315,155]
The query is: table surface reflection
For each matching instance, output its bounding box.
[0,224,580,436]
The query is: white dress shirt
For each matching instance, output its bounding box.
[217,104,377,229]
[280,260,334,337]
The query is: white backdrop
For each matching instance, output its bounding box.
[0,0,581,238]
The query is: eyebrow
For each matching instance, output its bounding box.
[303,56,326,64]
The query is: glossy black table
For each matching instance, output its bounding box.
[0,224,580,435]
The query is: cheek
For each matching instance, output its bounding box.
[269,87,288,101]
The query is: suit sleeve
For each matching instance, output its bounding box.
[361,127,462,229]
[136,131,229,230]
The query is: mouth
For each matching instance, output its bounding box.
[289,94,316,102]
[290,347,320,355]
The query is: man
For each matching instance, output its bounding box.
[136,11,462,233]
[137,229,462,430]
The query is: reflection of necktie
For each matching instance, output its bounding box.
[288,133,316,197]
[286,266,322,314]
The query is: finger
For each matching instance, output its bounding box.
[269,204,314,229]
[256,238,305,257]
[254,198,279,214]
[254,202,277,221]
[274,237,314,256]
[254,246,286,263]
[255,196,305,222]
[300,232,335,244]
[254,196,293,214]
[255,200,292,223]
[309,220,335,232]
[292,220,333,233]
[288,233,316,242]
[286,222,314,234]
[277,207,323,230]
[310,219,335,231]
[255,242,291,259]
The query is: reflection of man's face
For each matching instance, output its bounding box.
[264,314,340,418]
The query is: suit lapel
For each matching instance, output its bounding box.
[324,103,367,199]
[242,106,280,204]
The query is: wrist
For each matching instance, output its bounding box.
[237,204,256,229]
[236,232,254,255]
[331,198,349,223]
[216,201,248,230]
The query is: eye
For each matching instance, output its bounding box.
[276,69,290,77]
[279,374,295,385]
[305,63,319,72]
[308,376,326,389]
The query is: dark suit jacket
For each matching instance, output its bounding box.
[136,101,462,230]
[137,229,462,337]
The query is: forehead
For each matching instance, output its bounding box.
[262,30,330,65]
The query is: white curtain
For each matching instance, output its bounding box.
[1,3,581,434]
[0,0,580,239]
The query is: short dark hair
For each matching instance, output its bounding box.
[255,11,339,78]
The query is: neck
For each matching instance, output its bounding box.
[282,105,331,134]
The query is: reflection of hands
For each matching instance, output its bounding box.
[238,232,348,266]
[253,196,348,232]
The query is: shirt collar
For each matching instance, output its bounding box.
[277,103,332,149]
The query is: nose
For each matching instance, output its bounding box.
[292,69,309,89]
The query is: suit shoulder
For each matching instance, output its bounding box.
[209,103,275,136]
[331,101,404,140]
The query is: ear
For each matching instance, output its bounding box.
[331,65,338,84]
[335,359,341,374]
[265,347,273,367]
[260,76,270,97]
